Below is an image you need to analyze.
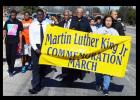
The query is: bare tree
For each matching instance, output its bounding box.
[102,6,110,15]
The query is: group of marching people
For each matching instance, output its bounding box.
[3,7,125,96]
[57,8,125,96]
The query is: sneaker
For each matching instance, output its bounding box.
[27,64,32,70]
[96,85,102,91]
[103,90,109,96]
[28,85,42,94]
[21,66,27,73]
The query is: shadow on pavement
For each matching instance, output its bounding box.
[109,83,124,92]
[41,77,124,92]
[11,66,124,92]
[13,65,57,76]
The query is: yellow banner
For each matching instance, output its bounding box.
[39,25,131,78]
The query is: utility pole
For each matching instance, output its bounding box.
[108,6,110,14]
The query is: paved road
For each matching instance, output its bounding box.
[3,26,136,96]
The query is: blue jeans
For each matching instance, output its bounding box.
[95,73,111,90]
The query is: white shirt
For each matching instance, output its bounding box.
[45,18,52,24]
[90,25,98,33]
[33,18,52,24]
[64,19,72,28]
[97,26,119,36]
[29,19,51,50]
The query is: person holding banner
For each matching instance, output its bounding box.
[28,9,52,94]
[61,7,92,83]
[57,10,73,81]
[58,10,72,28]
[95,15,119,96]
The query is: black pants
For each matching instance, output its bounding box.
[62,68,85,81]
[6,43,18,73]
[31,48,46,88]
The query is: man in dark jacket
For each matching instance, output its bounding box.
[61,8,92,83]
[57,10,73,82]
[111,10,125,36]
[58,10,72,28]
[70,8,92,32]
